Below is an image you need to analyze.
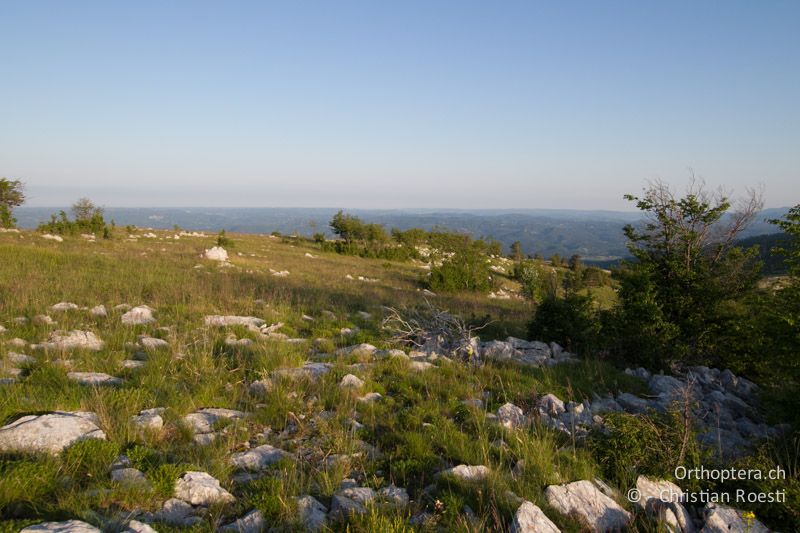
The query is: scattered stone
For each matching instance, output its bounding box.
[153,498,203,526]
[121,306,155,325]
[67,372,123,386]
[50,302,79,312]
[41,234,64,242]
[297,495,327,532]
[219,509,265,533]
[410,361,435,372]
[204,246,229,262]
[0,411,106,454]
[439,464,491,482]
[34,330,104,351]
[511,501,561,533]
[138,335,169,350]
[331,486,376,518]
[702,503,769,532]
[335,343,377,358]
[183,407,245,443]
[33,314,56,326]
[122,360,146,369]
[545,480,631,532]
[358,392,382,403]
[111,467,149,486]
[124,520,157,533]
[379,484,409,506]
[497,402,527,429]
[130,408,164,432]
[174,471,235,505]
[339,374,365,389]
[204,315,266,328]
[6,351,35,365]
[538,393,566,417]
[90,305,107,317]
[8,337,27,348]
[231,444,291,471]
[20,520,100,532]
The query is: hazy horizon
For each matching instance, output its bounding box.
[2,1,799,209]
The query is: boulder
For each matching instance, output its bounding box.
[538,393,566,417]
[204,246,229,262]
[35,330,104,351]
[635,476,694,532]
[545,480,631,532]
[0,411,106,454]
[174,471,235,505]
[50,302,79,312]
[511,501,561,533]
[21,521,101,533]
[90,305,107,317]
[297,495,327,531]
[121,306,155,325]
[231,444,291,471]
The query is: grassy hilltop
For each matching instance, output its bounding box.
[0,226,796,532]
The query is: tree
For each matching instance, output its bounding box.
[510,241,523,261]
[71,197,103,221]
[0,178,25,228]
[612,178,763,367]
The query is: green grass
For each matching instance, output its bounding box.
[0,229,647,530]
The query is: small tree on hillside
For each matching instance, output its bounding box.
[611,178,763,367]
[0,178,25,228]
[72,197,103,221]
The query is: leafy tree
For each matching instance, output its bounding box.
[612,179,763,367]
[429,244,492,293]
[528,293,600,354]
[71,197,103,221]
[0,178,25,228]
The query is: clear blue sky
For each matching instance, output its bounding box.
[1,1,798,209]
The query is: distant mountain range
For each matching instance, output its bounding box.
[15,206,790,263]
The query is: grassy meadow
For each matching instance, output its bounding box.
[1,228,656,531]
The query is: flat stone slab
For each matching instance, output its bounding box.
[545,480,631,532]
[34,330,104,351]
[219,509,265,533]
[21,520,101,533]
[231,444,291,471]
[0,411,106,454]
[204,315,265,328]
[138,336,169,350]
[67,372,123,386]
[439,464,491,482]
[702,503,769,532]
[174,471,235,505]
[297,495,327,532]
[183,407,245,434]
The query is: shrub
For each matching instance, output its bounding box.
[528,293,599,354]
[428,247,492,293]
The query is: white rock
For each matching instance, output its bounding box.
[130,410,164,432]
[335,343,377,358]
[511,501,561,533]
[90,305,107,317]
[35,330,104,351]
[174,471,235,505]
[50,302,79,312]
[339,374,365,389]
[204,246,229,261]
[635,476,694,532]
[219,509,265,533]
[702,503,769,532]
[538,393,566,417]
[21,520,100,532]
[124,520,157,533]
[111,467,148,485]
[121,306,155,325]
[379,484,409,506]
[41,234,64,242]
[230,444,291,471]
[297,495,328,532]
[439,464,491,482]
[497,402,527,429]
[410,361,435,372]
[138,335,169,350]
[0,411,106,454]
[67,372,123,386]
[204,315,266,328]
[154,498,202,526]
[183,407,245,434]
[122,360,146,369]
[358,392,382,403]
[6,351,35,365]
[545,480,631,532]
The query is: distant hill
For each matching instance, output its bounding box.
[15,206,790,263]
[736,232,792,275]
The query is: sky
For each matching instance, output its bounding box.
[1,1,798,210]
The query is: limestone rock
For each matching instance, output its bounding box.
[379,484,409,506]
[138,335,169,350]
[231,444,291,471]
[174,471,235,505]
[545,480,631,532]
[35,330,104,351]
[121,306,155,325]
[50,302,79,312]
[219,509,265,533]
[204,246,229,261]
[439,464,491,482]
[701,503,769,532]
[497,402,527,429]
[297,495,327,531]
[153,498,203,526]
[0,411,106,454]
[511,501,561,533]
[124,520,157,533]
[67,372,123,386]
[635,476,694,532]
[339,374,365,389]
[90,305,107,317]
[21,520,101,532]
[335,343,377,358]
[183,408,245,434]
[204,315,265,328]
[330,486,376,518]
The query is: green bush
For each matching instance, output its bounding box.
[528,293,599,354]
[428,248,492,293]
